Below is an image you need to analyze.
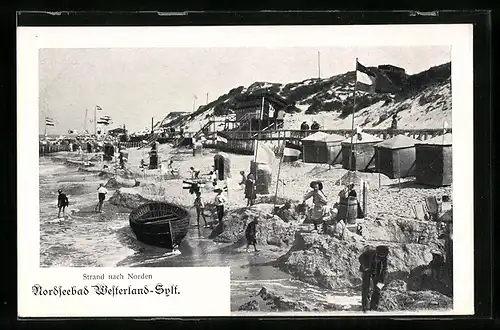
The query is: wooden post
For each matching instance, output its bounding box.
[363,181,367,217]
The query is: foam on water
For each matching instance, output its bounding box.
[39,157,361,310]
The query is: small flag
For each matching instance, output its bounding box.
[216,134,228,144]
[268,104,275,118]
[254,142,275,165]
[193,95,198,100]
[443,121,449,133]
[45,117,55,126]
[96,105,103,111]
[356,61,377,93]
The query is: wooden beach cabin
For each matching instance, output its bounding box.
[233,92,288,131]
[374,134,419,179]
[302,132,345,164]
[415,133,452,186]
[341,132,382,171]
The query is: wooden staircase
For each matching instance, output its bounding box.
[138,133,158,150]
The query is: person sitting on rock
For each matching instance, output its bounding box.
[334,219,346,240]
[276,202,296,223]
[356,224,363,236]
[310,121,320,131]
[358,245,389,312]
[303,181,328,232]
[245,218,259,252]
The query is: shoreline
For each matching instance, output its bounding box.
[41,150,454,312]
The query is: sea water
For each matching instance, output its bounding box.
[38,155,360,311]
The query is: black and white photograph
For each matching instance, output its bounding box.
[18,24,474,317]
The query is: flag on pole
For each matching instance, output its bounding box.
[45,117,55,126]
[268,103,276,118]
[443,121,449,133]
[97,116,112,125]
[96,105,103,111]
[254,142,275,165]
[216,134,228,144]
[356,61,377,93]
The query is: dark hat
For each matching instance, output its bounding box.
[310,181,323,190]
[213,188,222,193]
[58,189,62,193]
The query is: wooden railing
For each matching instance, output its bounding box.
[215,128,451,142]
[39,144,72,154]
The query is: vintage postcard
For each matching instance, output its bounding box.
[17,24,473,317]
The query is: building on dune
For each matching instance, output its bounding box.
[415,133,452,186]
[233,92,289,130]
[341,132,382,171]
[374,134,419,179]
[301,131,345,165]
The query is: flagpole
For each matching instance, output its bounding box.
[318,51,321,79]
[94,105,97,136]
[272,143,285,214]
[44,117,47,137]
[349,58,358,172]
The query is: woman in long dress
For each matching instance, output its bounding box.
[303,181,328,231]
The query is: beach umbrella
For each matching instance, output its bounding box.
[335,170,364,186]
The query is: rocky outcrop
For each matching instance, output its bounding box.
[105,176,138,189]
[209,204,299,248]
[238,287,312,312]
[378,280,452,311]
[108,188,152,210]
[276,231,434,290]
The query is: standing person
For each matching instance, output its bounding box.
[57,189,69,218]
[211,169,218,187]
[358,245,389,312]
[245,218,259,252]
[194,191,209,228]
[214,188,226,224]
[300,121,310,138]
[190,166,200,179]
[311,121,320,131]
[244,173,257,206]
[94,183,108,213]
[390,115,398,130]
[239,170,246,185]
[303,181,328,232]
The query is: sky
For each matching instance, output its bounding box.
[39,46,450,134]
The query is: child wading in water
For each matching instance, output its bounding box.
[94,183,108,213]
[245,218,259,252]
[57,189,69,218]
[194,191,209,228]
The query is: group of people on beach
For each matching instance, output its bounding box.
[299,180,364,238]
[56,183,108,218]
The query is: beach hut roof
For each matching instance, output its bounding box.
[302,131,345,142]
[374,134,419,149]
[341,132,382,144]
[416,133,452,146]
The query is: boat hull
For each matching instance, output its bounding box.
[129,202,190,250]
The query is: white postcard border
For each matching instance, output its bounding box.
[17,24,474,317]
